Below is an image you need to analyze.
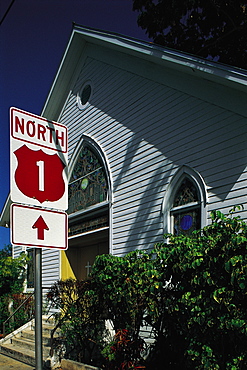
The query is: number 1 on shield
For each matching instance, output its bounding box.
[37,161,45,191]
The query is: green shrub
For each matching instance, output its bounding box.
[0,246,28,335]
[48,207,247,369]
[47,279,109,366]
[152,207,247,369]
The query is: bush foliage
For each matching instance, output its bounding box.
[48,208,247,369]
[0,246,28,335]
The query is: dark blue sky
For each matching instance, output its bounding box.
[0,0,150,247]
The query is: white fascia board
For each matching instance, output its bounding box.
[73,25,247,91]
[0,194,11,228]
[41,29,86,120]
[42,24,247,121]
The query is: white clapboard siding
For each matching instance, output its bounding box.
[12,246,60,291]
[12,245,24,259]
[58,46,247,257]
[41,248,60,289]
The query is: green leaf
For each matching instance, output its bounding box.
[239,282,246,289]
[225,261,231,273]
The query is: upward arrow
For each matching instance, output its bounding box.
[32,215,49,240]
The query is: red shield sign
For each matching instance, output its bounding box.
[14,145,66,203]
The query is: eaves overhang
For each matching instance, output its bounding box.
[72,24,247,89]
[0,195,11,228]
[41,24,247,122]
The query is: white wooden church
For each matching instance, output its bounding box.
[1,24,247,290]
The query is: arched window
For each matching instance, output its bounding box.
[171,177,201,235]
[68,144,108,215]
[64,136,112,281]
[163,166,207,235]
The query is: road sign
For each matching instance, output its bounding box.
[10,107,68,210]
[11,203,68,250]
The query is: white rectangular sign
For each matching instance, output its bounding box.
[11,203,68,250]
[10,107,68,211]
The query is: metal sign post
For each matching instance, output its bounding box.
[35,248,43,370]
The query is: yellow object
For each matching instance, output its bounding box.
[60,250,76,280]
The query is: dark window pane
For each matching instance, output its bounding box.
[173,178,199,207]
[173,208,201,235]
[81,84,91,105]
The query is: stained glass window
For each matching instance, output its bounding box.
[68,145,108,214]
[173,178,199,207]
[172,177,200,235]
[173,208,201,236]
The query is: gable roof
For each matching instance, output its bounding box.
[42,24,247,121]
[1,24,247,228]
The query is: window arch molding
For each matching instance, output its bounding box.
[68,134,113,214]
[162,165,207,234]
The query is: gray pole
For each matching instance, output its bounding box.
[35,248,43,370]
